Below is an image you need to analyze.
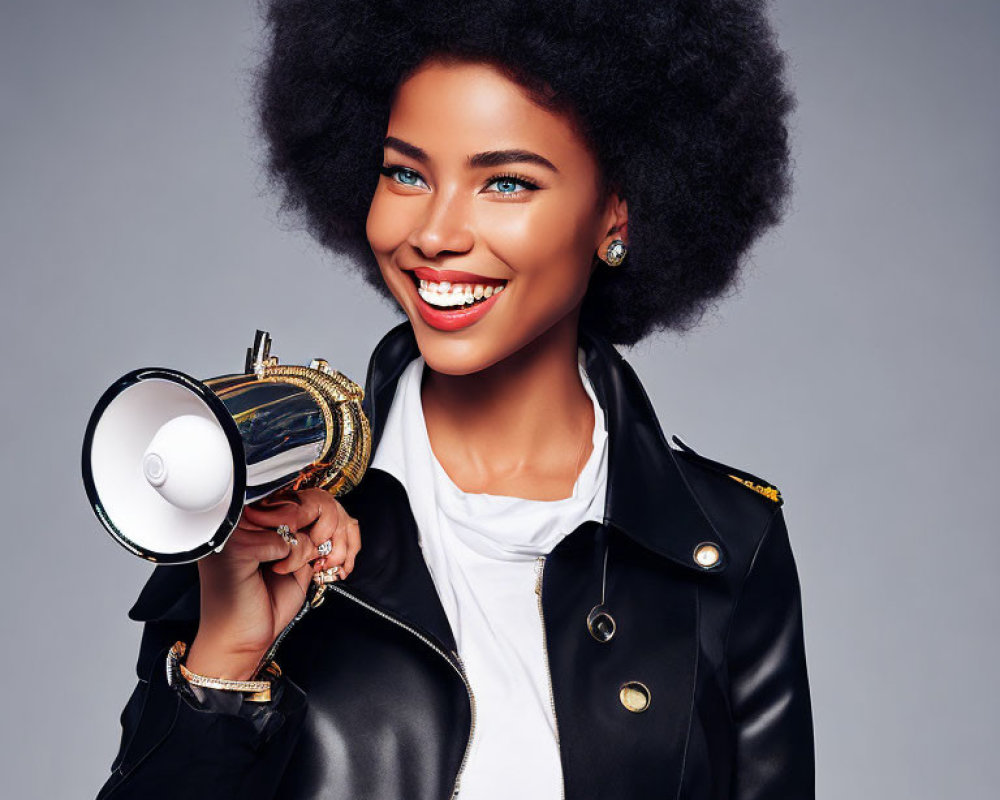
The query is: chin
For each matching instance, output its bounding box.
[412,326,510,376]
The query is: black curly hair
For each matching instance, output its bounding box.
[257,0,795,346]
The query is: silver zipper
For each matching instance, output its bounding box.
[321,581,477,800]
[449,649,477,798]
[535,556,566,800]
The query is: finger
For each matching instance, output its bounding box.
[300,496,342,550]
[246,489,299,513]
[324,507,351,569]
[291,560,316,597]
[225,522,314,565]
[297,496,351,570]
[289,488,331,530]
[242,504,306,532]
[271,530,319,575]
[223,524,299,560]
[342,517,361,575]
[263,562,312,614]
[234,513,275,533]
[243,491,323,532]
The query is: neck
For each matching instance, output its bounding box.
[420,312,594,498]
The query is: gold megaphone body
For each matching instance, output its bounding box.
[82,330,371,565]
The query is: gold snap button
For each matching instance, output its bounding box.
[693,542,721,569]
[619,681,651,713]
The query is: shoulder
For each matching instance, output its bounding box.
[128,563,200,622]
[670,435,783,507]
[123,563,200,678]
[668,435,786,569]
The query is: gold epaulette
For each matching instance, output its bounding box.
[671,435,783,506]
[726,475,783,505]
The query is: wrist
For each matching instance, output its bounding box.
[186,635,270,682]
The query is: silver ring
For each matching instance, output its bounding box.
[276,524,297,546]
[314,565,342,585]
[317,540,332,557]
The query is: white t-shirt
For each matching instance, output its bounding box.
[369,350,609,799]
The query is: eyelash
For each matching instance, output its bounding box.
[378,164,540,195]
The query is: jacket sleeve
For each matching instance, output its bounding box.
[95,613,308,799]
[726,508,815,800]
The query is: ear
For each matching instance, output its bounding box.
[597,194,629,260]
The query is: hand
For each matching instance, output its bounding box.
[185,487,361,680]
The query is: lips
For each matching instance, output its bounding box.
[414,287,503,331]
[410,267,507,287]
[402,265,508,332]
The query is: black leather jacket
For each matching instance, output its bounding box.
[96,322,814,799]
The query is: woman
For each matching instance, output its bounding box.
[97,1,812,798]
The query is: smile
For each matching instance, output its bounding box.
[405,267,508,331]
[417,279,506,308]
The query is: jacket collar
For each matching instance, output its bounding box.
[361,322,727,574]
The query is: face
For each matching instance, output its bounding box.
[365,57,627,375]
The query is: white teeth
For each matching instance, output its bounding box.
[416,276,508,309]
[418,287,471,308]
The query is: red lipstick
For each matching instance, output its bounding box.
[415,289,504,331]
[404,267,508,332]
[412,267,507,286]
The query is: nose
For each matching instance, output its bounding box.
[406,187,474,259]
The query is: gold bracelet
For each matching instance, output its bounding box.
[170,641,281,703]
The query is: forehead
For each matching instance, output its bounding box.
[387,59,590,166]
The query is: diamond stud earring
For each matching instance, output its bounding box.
[603,239,628,267]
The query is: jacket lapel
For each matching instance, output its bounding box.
[333,468,458,654]
[578,327,730,573]
[328,321,460,653]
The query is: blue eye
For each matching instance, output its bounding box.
[486,174,538,195]
[491,177,521,193]
[379,165,539,195]
[380,165,427,189]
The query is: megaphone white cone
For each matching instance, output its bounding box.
[142,414,234,513]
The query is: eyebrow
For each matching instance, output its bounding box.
[383,136,559,173]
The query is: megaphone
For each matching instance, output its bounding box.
[82,330,371,564]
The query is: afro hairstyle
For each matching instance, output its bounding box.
[257,0,796,346]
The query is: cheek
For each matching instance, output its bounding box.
[366,191,417,309]
[481,197,596,291]
[365,188,412,258]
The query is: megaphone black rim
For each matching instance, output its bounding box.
[81,367,248,564]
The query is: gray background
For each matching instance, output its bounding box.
[1,1,997,797]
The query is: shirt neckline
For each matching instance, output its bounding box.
[416,352,607,506]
